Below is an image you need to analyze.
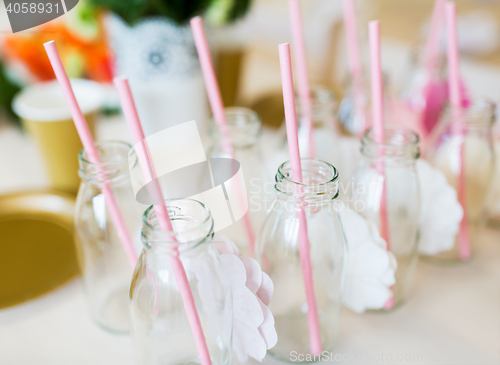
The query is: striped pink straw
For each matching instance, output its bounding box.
[288,0,315,158]
[279,43,322,355]
[445,2,470,261]
[43,41,137,267]
[190,16,256,256]
[368,22,393,309]
[113,76,212,365]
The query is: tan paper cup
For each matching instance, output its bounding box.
[13,79,105,195]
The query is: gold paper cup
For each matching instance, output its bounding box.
[0,191,78,309]
[12,79,105,195]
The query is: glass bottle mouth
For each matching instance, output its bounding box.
[275,159,339,203]
[142,198,214,252]
[361,124,420,161]
[209,107,261,147]
[295,85,336,124]
[445,99,496,130]
[409,42,447,75]
[78,140,137,184]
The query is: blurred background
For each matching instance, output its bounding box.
[0,0,500,190]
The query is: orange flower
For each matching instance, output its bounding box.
[2,16,113,83]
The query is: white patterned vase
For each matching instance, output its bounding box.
[106,14,209,139]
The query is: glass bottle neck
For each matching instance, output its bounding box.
[361,125,420,166]
[209,107,261,149]
[141,199,214,256]
[78,141,135,186]
[295,85,336,127]
[444,99,496,132]
[411,43,447,78]
[275,159,339,204]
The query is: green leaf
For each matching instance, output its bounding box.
[0,62,22,124]
[89,0,215,25]
[207,0,250,24]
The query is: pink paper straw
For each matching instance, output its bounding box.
[446,2,470,261]
[342,0,363,82]
[446,2,461,122]
[114,76,212,365]
[288,0,315,158]
[279,43,322,355]
[113,77,172,231]
[369,22,384,145]
[342,0,367,136]
[368,22,393,309]
[423,0,446,73]
[43,41,137,267]
[416,1,446,140]
[189,16,231,155]
[190,16,256,256]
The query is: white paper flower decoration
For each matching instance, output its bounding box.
[340,209,397,313]
[339,141,463,255]
[213,237,277,363]
[417,159,463,255]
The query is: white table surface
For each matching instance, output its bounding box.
[1,237,498,365]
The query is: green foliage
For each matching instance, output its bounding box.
[206,0,251,25]
[225,0,251,22]
[0,62,21,124]
[90,0,251,25]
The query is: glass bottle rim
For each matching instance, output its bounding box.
[78,140,134,167]
[142,198,214,249]
[210,107,261,130]
[209,107,261,149]
[297,84,335,104]
[295,84,336,117]
[361,124,420,159]
[408,41,447,73]
[78,140,136,183]
[276,158,339,187]
[446,98,496,129]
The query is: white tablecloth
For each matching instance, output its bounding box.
[0,230,498,365]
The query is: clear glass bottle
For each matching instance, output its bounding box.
[129,198,232,365]
[487,109,500,226]
[275,85,340,166]
[256,159,347,362]
[350,125,420,308]
[74,141,143,332]
[426,99,496,262]
[207,107,269,255]
[398,46,448,143]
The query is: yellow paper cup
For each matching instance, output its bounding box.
[13,79,105,195]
